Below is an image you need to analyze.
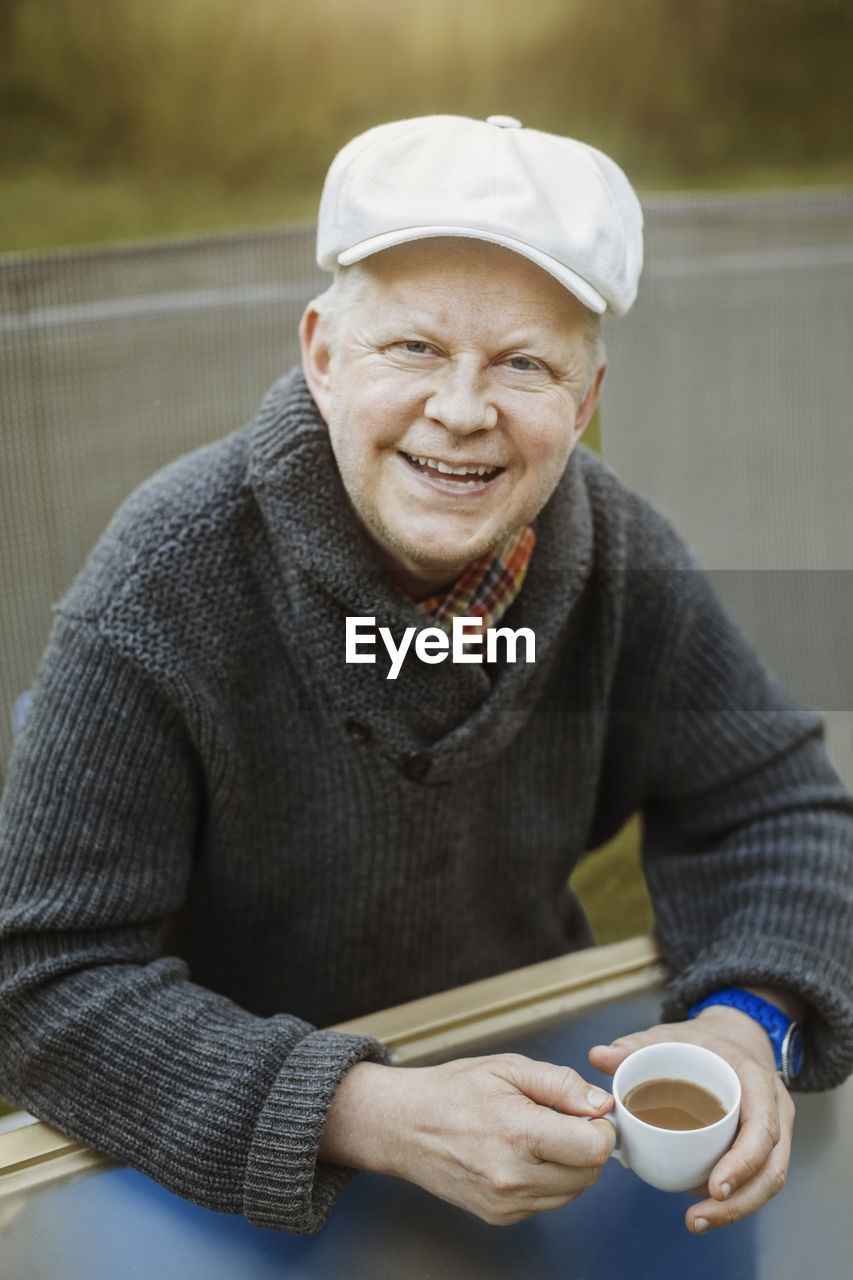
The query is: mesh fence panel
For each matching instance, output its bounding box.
[1,195,851,788]
[1,224,324,783]
[600,190,853,788]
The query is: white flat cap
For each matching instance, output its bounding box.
[316,114,644,316]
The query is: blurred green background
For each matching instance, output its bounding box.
[1,0,852,252]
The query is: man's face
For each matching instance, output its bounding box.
[301,239,604,597]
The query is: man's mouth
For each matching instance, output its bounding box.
[400,451,504,487]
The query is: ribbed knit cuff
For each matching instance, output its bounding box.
[243,1029,390,1235]
[660,937,853,1092]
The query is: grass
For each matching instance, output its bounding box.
[2,0,851,254]
[2,157,851,257]
[571,814,653,944]
[0,166,318,255]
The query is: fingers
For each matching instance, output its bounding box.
[469,1055,616,1220]
[491,1055,615,1173]
[475,1109,615,1226]
[686,1075,794,1235]
[707,1051,783,1197]
[500,1054,613,1118]
[528,1109,617,1171]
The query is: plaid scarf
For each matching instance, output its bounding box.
[406,524,536,633]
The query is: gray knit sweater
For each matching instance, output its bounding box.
[1,370,852,1234]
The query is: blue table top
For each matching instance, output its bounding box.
[1,987,851,1280]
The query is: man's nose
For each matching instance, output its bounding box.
[424,361,499,434]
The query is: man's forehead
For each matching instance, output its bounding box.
[355,238,587,324]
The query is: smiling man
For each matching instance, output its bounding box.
[1,115,852,1241]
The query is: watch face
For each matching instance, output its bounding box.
[784,1025,804,1081]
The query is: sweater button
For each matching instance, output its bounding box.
[402,751,432,781]
[344,718,373,745]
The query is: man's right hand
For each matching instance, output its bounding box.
[318,1053,615,1226]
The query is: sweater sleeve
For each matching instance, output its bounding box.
[0,615,389,1234]
[634,559,853,1091]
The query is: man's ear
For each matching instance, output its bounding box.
[572,364,606,446]
[299,302,334,424]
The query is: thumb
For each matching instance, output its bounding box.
[500,1056,613,1117]
[589,1024,679,1076]
[588,1041,633,1078]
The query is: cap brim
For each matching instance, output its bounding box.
[335,225,609,314]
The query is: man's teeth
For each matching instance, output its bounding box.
[407,454,497,479]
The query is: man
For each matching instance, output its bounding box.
[0,115,851,1239]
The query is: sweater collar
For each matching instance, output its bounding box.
[249,369,595,778]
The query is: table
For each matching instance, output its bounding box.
[1,937,850,1279]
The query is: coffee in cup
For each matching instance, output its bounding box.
[622,1077,729,1131]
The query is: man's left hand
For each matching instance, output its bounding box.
[588,1005,795,1234]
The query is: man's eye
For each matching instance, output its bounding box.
[505,354,540,372]
[397,340,433,355]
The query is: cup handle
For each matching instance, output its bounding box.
[601,1111,627,1166]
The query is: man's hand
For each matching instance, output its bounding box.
[589,1002,796,1235]
[319,1053,615,1225]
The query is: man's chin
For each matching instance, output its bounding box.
[399,527,501,566]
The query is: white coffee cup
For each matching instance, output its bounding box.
[603,1041,741,1192]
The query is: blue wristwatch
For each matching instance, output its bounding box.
[689,987,804,1086]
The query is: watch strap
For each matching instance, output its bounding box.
[688,986,803,1085]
